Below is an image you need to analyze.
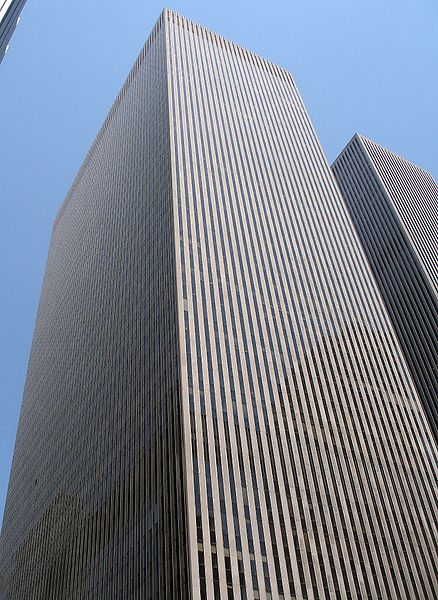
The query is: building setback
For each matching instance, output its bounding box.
[0,0,27,63]
[1,10,437,600]
[332,134,438,443]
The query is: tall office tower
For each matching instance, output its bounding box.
[1,10,437,600]
[0,0,27,63]
[332,134,438,442]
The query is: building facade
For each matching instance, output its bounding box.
[1,10,437,600]
[0,0,27,63]
[332,134,438,442]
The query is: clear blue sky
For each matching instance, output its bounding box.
[0,0,437,523]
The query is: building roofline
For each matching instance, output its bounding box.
[333,132,434,179]
[163,8,294,81]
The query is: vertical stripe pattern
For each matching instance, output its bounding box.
[0,13,189,599]
[0,10,437,600]
[332,134,438,442]
[167,11,437,600]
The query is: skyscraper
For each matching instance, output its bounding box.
[1,9,437,600]
[332,134,438,442]
[0,0,27,63]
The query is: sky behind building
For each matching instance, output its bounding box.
[1,11,437,597]
[0,0,437,522]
